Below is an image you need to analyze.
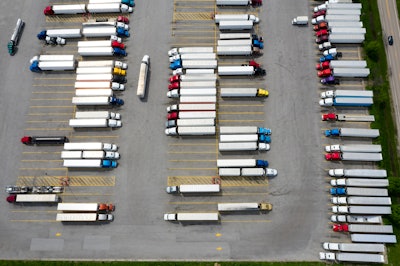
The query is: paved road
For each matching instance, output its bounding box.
[378,0,400,152]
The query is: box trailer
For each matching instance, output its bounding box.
[75,111,121,120]
[331,196,392,205]
[74,81,125,91]
[45,29,82,38]
[168,47,214,57]
[218,168,277,177]
[167,89,217,98]
[329,34,365,44]
[77,60,127,69]
[56,213,113,222]
[57,203,114,212]
[164,212,219,221]
[323,242,385,253]
[319,252,385,263]
[219,21,253,30]
[333,68,370,78]
[320,90,373,99]
[344,224,393,233]
[165,126,216,136]
[165,119,216,128]
[331,187,388,197]
[7,194,60,203]
[217,39,252,46]
[69,119,121,128]
[63,159,117,168]
[218,142,270,151]
[167,104,216,112]
[325,144,381,153]
[36,61,76,71]
[219,33,252,39]
[217,202,272,211]
[328,169,387,178]
[179,96,217,103]
[64,142,117,151]
[75,89,113,97]
[331,178,389,187]
[217,159,268,168]
[331,206,392,215]
[166,184,220,194]
[351,234,397,243]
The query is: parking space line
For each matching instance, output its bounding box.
[219,120,264,122]
[219,111,264,114]
[221,220,271,223]
[26,120,68,123]
[10,220,57,223]
[33,91,73,94]
[28,113,72,116]
[21,160,62,162]
[168,151,215,154]
[24,128,71,131]
[169,143,215,146]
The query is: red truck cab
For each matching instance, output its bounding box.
[43,6,54,15]
[167,112,179,120]
[111,41,125,49]
[333,224,349,232]
[249,60,260,68]
[6,195,17,203]
[315,61,330,70]
[321,113,337,121]
[313,22,327,31]
[325,152,341,161]
[313,10,326,18]
[169,75,180,83]
[316,29,328,37]
[318,69,332,77]
[117,16,129,24]
[168,82,180,90]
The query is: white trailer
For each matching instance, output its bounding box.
[167,89,217,98]
[69,119,121,128]
[181,60,218,69]
[326,128,380,138]
[325,15,361,22]
[77,60,127,69]
[46,29,82,38]
[77,40,115,48]
[165,119,215,128]
[331,178,389,187]
[218,142,270,151]
[320,90,373,99]
[343,224,393,233]
[63,159,117,168]
[166,184,220,194]
[72,96,120,106]
[214,14,259,23]
[57,203,112,212]
[76,74,114,81]
[219,134,259,142]
[332,206,392,215]
[329,34,365,44]
[76,67,123,75]
[351,234,397,243]
[164,212,219,221]
[329,60,367,69]
[167,47,214,57]
[217,159,267,168]
[219,33,252,39]
[326,9,361,16]
[331,215,383,224]
[335,114,375,122]
[75,89,113,97]
[330,27,366,35]
[179,96,217,103]
[319,252,385,264]
[75,111,121,120]
[173,74,217,82]
[218,168,278,177]
[219,126,270,134]
[170,53,216,62]
[46,5,87,15]
[37,61,76,71]
[82,27,118,37]
[217,202,272,211]
[137,55,149,98]
[333,68,370,78]
[74,81,124,91]
[167,104,216,112]
[218,66,258,75]
[165,126,216,136]
[217,46,254,56]
[61,151,83,159]
[82,150,119,159]
[323,242,385,253]
[56,213,113,222]
[339,187,389,197]
[220,88,268,97]
[78,47,117,57]
[331,197,392,205]
[328,169,387,178]
[64,142,117,151]
[328,21,363,29]
[169,111,216,119]
[12,194,59,203]
[219,21,253,30]
[217,39,252,46]
[86,3,132,13]
[325,144,381,153]
[216,0,252,6]
[178,81,217,88]
[335,152,383,162]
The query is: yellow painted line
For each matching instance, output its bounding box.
[21,160,62,162]
[26,121,68,123]
[169,143,215,146]
[215,233,222,237]
[33,84,74,87]
[216,247,223,251]
[30,106,74,108]
[33,91,73,94]
[221,220,271,223]
[31,98,72,101]
[219,112,264,114]
[24,128,72,131]
[219,120,264,122]
[169,159,215,162]
[10,220,58,223]
[168,151,215,154]
[168,168,217,170]
[34,77,75,80]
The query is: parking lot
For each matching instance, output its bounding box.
[0,0,382,262]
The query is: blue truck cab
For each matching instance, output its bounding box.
[110,97,124,106]
[325,128,340,137]
[113,48,127,56]
[116,27,130,37]
[319,54,335,62]
[256,160,269,167]
[29,61,41,72]
[252,40,264,49]
[170,59,182,70]
[37,30,47,40]
[122,0,135,7]
[102,160,118,168]
[258,127,272,135]
[330,187,346,195]
[258,135,271,143]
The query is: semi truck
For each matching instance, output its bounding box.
[218,66,266,76]
[72,96,124,106]
[167,104,216,112]
[8,18,24,55]
[165,119,216,128]
[169,74,217,82]
[329,34,365,44]
[164,212,219,221]
[76,74,126,83]
[69,119,122,128]
[219,134,270,143]
[331,215,383,224]
[319,252,384,264]
[328,169,387,178]
[218,142,270,151]
[74,81,125,91]
[76,67,126,76]
[165,127,216,136]
[319,97,373,107]
[331,197,392,205]
[169,81,217,90]
[64,142,118,151]
[75,111,121,120]
[219,21,253,30]
[331,206,392,215]
[321,113,375,122]
[167,111,216,120]
[38,29,82,38]
[137,55,149,98]
[216,0,258,6]
[77,60,127,69]
[325,128,380,138]
[220,88,268,97]
[173,68,215,75]
[61,150,120,160]
[351,234,397,243]
[167,89,217,98]
[325,144,381,153]
[30,61,76,72]
[330,187,388,197]
[78,47,127,57]
[333,224,392,234]
[219,126,271,135]
[75,89,113,97]
[320,90,373,99]
[63,159,117,168]
[219,33,252,39]
[330,178,389,187]
[217,159,269,168]
[57,202,114,212]
[168,47,214,57]
[170,59,218,70]
[214,14,259,23]
[316,60,367,70]
[330,68,370,78]
[217,202,272,212]
[77,40,126,48]
[325,152,383,162]
[21,136,68,145]
[323,242,385,253]
[218,167,277,177]
[169,53,216,62]
[6,194,60,203]
[217,46,262,56]
[166,184,220,194]
[82,27,129,38]
[56,213,113,222]
[179,96,217,103]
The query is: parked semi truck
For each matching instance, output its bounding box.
[56,213,113,222]
[77,40,126,48]
[61,150,120,160]
[331,197,392,205]
[170,60,217,70]
[333,224,393,233]
[72,96,124,106]
[351,234,397,243]
[219,126,271,135]
[169,53,216,62]
[30,61,76,72]
[320,90,373,99]
[78,47,127,57]
[331,206,392,215]
[218,66,266,76]
[217,46,262,56]
[169,74,217,82]
[63,159,117,168]
[57,202,114,212]
[220,88,268,97]
[164,212,219,221]
[21,136,68,145]
[166,184,220,194]
[325,144,381,153]
[6,194,60,203]
[76,74,126,83]
[167,89,217,98]
[77,60,127,69]
[319,252,384,264]
[216,0,260,6]
[219,20,253,30]
[137,55,149,98]
[331,215,383,224]
[217,159,268,168]
[319,97,373,107]
[64,142,118,151]
[75,89,113,97]
[82,27,129,38]
[179,96,217,103]
[218,202,272,211]
[218,142,270,151]
[330,187,388,196]
[167,111,216,120]
[169,81,217,90]
[328,169,387,178]
[316,60,367,70]
[329,34,365,44]
[74,81,125,91]
[331,178,389,187]
[165,119,216,128]
[75,111,121,120]
[321,113,375,122]
[219,167,277,177]
[165,126,216,136]
[167,104,216,112]
[168,47,214,57]
[325,152,383,161]
[325,128,379,138]
[219,134,270,143]
[214,14,259,23]
[323,242,385,253]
